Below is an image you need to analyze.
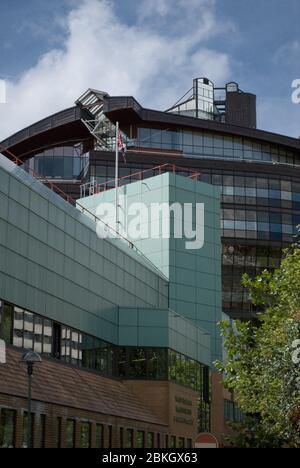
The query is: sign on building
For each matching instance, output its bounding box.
[194,433,219,449]
[0,339,6,364]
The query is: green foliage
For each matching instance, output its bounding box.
[225,417,285,449]
[216,244,300,448]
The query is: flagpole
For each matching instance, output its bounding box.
[115,121,119,234]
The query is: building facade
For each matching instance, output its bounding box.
[1,79,299,321]
[0,154,220,448]
[1,77,299,447]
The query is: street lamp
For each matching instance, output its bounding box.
[21,350,42,449]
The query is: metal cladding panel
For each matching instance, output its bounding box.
[79,173,221,366]
[0,155,168,344]
[118,307,211,366]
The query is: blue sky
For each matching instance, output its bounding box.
[0,0,299,139]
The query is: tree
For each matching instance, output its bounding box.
[216,244,300,448]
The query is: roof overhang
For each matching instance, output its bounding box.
[0,106,92,160]
[104,96,300,152]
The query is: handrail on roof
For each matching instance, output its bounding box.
[80,163,202,198]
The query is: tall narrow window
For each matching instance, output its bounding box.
[80,422,91,449]
[126,429,134,448]
[37,414,46,448]
[108,425,113,448]
[66,420,75,449]
[55,417,62,448]
[0,408,16,448]
[96,424,104,448]
[52,323,61,359]
[136,431,145,448]
[203,366,210,404]
[119,427,124,449]
[23,412,34,448]
[170,436,176,448]
[0,302,13,343]
[147,432,154,448]
[178,437,185,448]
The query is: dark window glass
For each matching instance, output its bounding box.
[136,431,145,448]
[0,303,13,343]
[66,420,75,449]
[186,438,192,448]
[203,367,210,404]
[147,432,154,449]
[37,415,46,448]
[0,409,16,448]
[80,422,91,449]
[170,436,176,448]
[126,429,134,449]
[128,348,146,378]
[119,427,124,449]
[23,412,34,448]
[56,417,62,448]
[108,425,113,448]
[178,437,185,448]
[96,424,104,448]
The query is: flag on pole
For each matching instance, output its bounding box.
[118,129,127,163]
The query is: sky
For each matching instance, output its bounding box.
[0,0,299,141]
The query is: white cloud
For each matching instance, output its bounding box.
[273,40,300,66]
[258,97,300,138]
[0,0,232,141]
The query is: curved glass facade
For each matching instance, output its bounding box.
[134,127,300,166]
[24,144,89,180]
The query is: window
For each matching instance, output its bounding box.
[0,302,13,343]
[224,400,244,423]
[178,437,185,448]
[55,417,62,448]
[23,412,34,448]
[108,425,113,448]
[37,415,46,448]
[119,427,124,449]
[170,436,176,448]
[147,432,154,449]
[0,409,16,448]
[126,429,134,448]
[136,430,145,448]
[66,420,75,449]
[157,433,161,448]
[80,422,91,449]
[96,424,104,448]
[202,367,210,404]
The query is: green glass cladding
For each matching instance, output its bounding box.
[0,155,168,345]
[80,172,222,365]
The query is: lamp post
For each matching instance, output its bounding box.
[21,351,42,449]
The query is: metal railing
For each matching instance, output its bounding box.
[80,163,202,198]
